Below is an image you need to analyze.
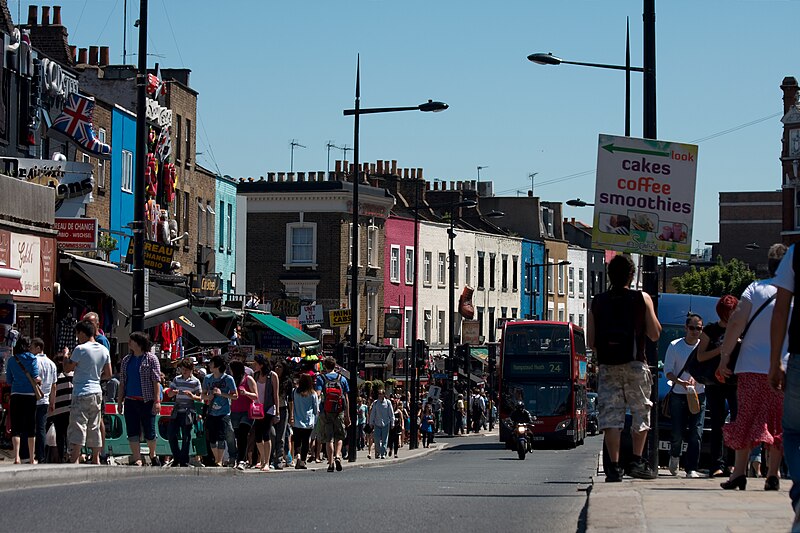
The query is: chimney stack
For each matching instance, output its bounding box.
[53,5,62,25]
[99,46,110,66]
[528,190,533,197]
[41,6,50,25]
[27,5,37,25]
[78,48,88,64]
[88,46,99,66]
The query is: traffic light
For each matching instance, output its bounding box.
[415,339,427,368]
[488,355,496,374]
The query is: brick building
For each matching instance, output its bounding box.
[780,76,800,246]
[237,170,395,343]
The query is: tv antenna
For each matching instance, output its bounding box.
[289,139,307,173]
[528,172,538,195]
[325,141,340,175]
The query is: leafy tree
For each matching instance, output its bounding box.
[672,258,756,297]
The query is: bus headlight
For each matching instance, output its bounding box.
[556,419,572,431]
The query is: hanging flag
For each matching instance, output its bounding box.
[51,93,111,157]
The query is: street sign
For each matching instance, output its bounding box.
[383,312,402,338]
[329,308,351,327]
[143,268,150,312]
[592,133,698,260]
[54,217,98,249]
[125,239,175,273]
[298,304,323,325]
[461,320,480,345]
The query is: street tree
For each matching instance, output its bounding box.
[672,258,756,298]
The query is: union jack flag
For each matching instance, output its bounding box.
[51,93,111,156]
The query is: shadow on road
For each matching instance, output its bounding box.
[420,493,585,499]
[442,442,505,452]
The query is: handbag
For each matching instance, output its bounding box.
[662,352,693,419]
[249,402,265,420]
[12,353,44,401]
[685,294,776,386]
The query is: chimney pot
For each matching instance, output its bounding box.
[391,160,397,174]
[99,46,110,66]
[335,160,342,173]
[277,172,285,182]
[89,46,99,66]
[53,5,62,25]
[267,172,275,182]
[27,5,37,25]
[297,172,305,182]
[41,6,50,25]
[417,168,423,180]
[433,182,439,191]
[450,181,456,190]
[528,190,533,197]
[410,169,417,180]
[78,48,88,64]
[69,45,77,63]
[404,168,410,179]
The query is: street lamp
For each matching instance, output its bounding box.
[526,260,571,319]
[566,198,595,208]
[745,242,760,251]
[343,56,447,461]
[527,18,642,137]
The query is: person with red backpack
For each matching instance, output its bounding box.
[314,356,350,472]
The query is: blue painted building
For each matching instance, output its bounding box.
[521,239,546,320]
[108,106,137,263]
[213,172,237,293]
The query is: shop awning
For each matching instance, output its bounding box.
[70,259,228,345]
[247,312,319,347]
[193,306,238,320]
[470,346,489,363]
[0,266,22,292]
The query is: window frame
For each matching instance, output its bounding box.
[437,252,446,286]
[512,255,518,292]
[568,266,575,296]
[97,128,107,189]
[465,256,471,286]
[424,251,432,285]
[489,253,496,290]
[285,222,318,268]
[477,251,485,290]
[558,262,566,295]
[390,245,401,283]
[367,225,379,268]
[226,203,233,253]
[404,247,414,285]
[501,254,508,291]
[578,268,585,296]
[121,149,133,193]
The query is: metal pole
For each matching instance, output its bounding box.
[446,211,456,436]
[348,56,360,463]
[625,17,631,137]
[642,0,659,475]
[410,180,421,448]
[131,0,148,333]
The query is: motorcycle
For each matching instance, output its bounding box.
[513,422,534,460]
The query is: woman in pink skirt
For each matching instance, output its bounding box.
[719,244,788,491]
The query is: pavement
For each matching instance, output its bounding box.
[0,429,492,490]
[587,455,796,533]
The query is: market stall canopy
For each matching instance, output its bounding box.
[70,258,228,345]
[247,311,319,348]
[194,306,238,320]
[0,265,23,292]
[470,346,489,363]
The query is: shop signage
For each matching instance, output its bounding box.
[192,274,220,297]
[298,304,323,325]
[55,218,98,249]
[362,345,391,365]
[10,232,40,298]
[495,317,512,330]
[592,134,698,259]
[271,295,300,318]
[345,201,389,218]
[0,157,94,217]
[383,312,402,339]
[146,98,173,127]
[40,58,78,100]
[461,320,480,345]
[125,239,175,273]
[229,345,255,361]
[329,308,351,327]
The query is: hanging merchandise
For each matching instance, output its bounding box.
[156,126,172,162]
[50,93,111,156]
[163,163,176,203]
[157,209,170,244]
[146,73,166,98]
[145,153,158,197]
[145,199,160,241]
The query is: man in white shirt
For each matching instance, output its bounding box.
[664,313,706,478]
[31,338,57,463]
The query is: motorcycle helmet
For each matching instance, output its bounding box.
[516,401,525,410]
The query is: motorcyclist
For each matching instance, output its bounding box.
[509,401,533,424]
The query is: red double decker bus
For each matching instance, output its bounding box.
[498,320,589,448]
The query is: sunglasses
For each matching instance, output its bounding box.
[686,325,702,332]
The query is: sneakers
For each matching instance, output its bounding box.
[628,459,657,480]
[685,470,701,478]
[150,456,161,467]
[273,463,284,471]
[335,457,342,471]
[235,461,246,471]
[668,456,679,476]
[295,460,307,470]
[327,463,335,473]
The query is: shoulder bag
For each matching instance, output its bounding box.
[12,353,44,401]
[685,294,776,386]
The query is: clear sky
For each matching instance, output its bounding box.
[33,0,800,255]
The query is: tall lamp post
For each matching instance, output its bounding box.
[343,57,447,461]
[131,0,149,332]
[534,2,659,474]
[527,260,571,319]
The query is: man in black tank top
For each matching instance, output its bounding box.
[588,255,662,482]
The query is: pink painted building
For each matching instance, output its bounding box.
[383,213,416,349]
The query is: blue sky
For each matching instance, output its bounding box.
[39,0,800,254]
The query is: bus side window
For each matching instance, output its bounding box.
[573,330,586,357]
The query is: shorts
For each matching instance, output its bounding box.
[253,415,275,443]
[319,411,346,443]
[10,394,36,437]
[67,393,103,448]
[230,411,253,430]
[205,414,229,449]
[598,361,653,432]
[124,398,157,441]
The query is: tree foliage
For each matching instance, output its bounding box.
[672,258,756,297]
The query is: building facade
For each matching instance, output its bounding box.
[214,172,237,294]
[566,246,588,328]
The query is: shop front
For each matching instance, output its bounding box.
[242,311,319,360]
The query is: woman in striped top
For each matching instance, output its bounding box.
[48,352,74,463]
